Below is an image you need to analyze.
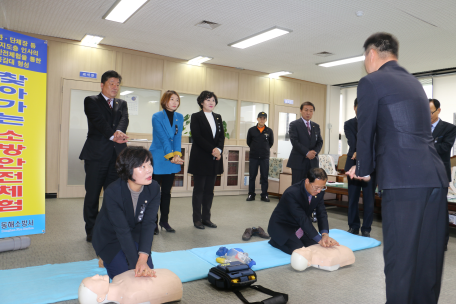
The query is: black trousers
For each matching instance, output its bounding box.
[382,187,447,304]
[269,234,317,255]
[249,158,269,197]
[192,174,216,223]
[83,151,118,236]
[347,174,376,232]
[152,173,175,224]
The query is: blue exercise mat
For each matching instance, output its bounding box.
[152,250,214,282]
[190,240,290,271]
[0,259,106,304]
[328,229,381,251]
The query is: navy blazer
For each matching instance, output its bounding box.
[92,179,160,267]
[286,119,323,170]
[268,180,329,247]
[188,110,225,176]
[344,117,357,172]
[356,60,447,190]
[79,93,129,161]
[149,110,183,175]
[432,119,456,180]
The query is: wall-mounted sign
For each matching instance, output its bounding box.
[284,99,294,105]
[79,71,97,79]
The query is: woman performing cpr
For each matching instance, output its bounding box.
[92,146,161,279]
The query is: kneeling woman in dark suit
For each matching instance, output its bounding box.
[188,90,225,229]
[92,146,160,279]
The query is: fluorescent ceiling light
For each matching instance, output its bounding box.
[268,71,292,79]
[120,91,133,95]
[188,56,212,66]
[148,100,158,103]
[318,55,365,67]
[229,26,292,49]
[80,35,103,47]
[103,0,149,23]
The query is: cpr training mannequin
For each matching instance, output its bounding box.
[291,244,355,272]
[78,269,183,304]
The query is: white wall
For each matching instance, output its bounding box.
[433,74,456,124]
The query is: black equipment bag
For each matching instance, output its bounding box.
[208,261,288,304]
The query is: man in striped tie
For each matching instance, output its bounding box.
[79,70,129,242]
[268,168,339,255]
[286,101,324,185]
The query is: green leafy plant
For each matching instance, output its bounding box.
[183,114,191,137]
[222,121,230,139]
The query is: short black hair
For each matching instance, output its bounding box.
[101,70,122,84]
[363,32,399,59]
[354,98,358,108]
[300,101,315,111]
[197,90,218,109]
[116,146,152,181]
[429,99,440,110]
[307,167,328,183]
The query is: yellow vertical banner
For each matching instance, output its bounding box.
[0,29,46,237]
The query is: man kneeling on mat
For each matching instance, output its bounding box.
[92,146,161,279]
[268,167,339,254]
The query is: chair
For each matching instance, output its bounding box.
[267,157,284,195]
[318,154,337,176]
[450,166,456,195]
[337,154,347,174]
[450,156,456,169]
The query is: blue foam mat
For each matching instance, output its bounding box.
[328,228,382,250]
[0,230,380,304]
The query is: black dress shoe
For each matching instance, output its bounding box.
[347,228,359,235]
[154,226,159,235]
[246,194,255,201]
[202,220,217,228]
[194,221,205,229]
[86,235,92,242]
[361,230,370,237]
[261,195,270,202]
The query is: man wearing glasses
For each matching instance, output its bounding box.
[268,168,339,255]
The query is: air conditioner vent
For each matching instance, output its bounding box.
[314,51,334,57]
[195,20,221,30]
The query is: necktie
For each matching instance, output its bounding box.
[107,98,113,109]
[295,195,312,239]
[306,121,311,136]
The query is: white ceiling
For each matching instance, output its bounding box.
[1,0,455,85]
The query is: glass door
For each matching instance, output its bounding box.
[59,79,100,198]
[171,143,189,192]
[224,147,241,189]
[240,147,261,190]
[272,105,301,159]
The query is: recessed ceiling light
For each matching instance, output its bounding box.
[103,0,149,23]
[317,55,365,67]
[179,96,184,97]
[120,91,133,95]
[356,11,364,17]
[80,35,104,47]
[229,26,292,49]
[268,71,292,79]
[188,56,212,66]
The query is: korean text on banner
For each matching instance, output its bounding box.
[0,29,47,238]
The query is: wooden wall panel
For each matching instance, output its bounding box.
[206,68,239,100]
[238,74,270,103]
[121,53,163,89]
[273,79,302,106]
[46,40,116,193]
[163,61,205,94]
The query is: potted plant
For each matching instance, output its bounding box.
[223,121,230,139]
[183,114,192,143]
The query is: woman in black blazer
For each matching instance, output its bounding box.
[92,146,160,279]
[188,91,225,229]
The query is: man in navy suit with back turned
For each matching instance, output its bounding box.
[347,33,448,304]
[286,101,323,185]
[344,98,376,238]
[79,70,129,242]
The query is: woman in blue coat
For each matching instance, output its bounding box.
[149,90,184,234]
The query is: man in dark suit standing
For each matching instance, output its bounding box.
[268,168,339,254]
[429,98,456,180]
[344,98,376,237]
[79,70,129,242]
[347,33,448,304]
[287,101,323,185]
